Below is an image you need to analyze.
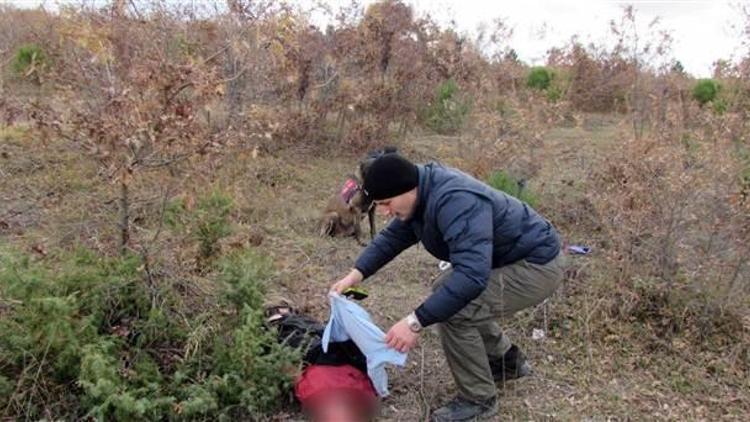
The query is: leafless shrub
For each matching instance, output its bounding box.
[587,132,748,306]
[27,4,224,254]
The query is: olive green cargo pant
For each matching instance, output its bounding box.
[432,253,565,401]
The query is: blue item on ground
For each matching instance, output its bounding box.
[322,293,407,397]
[566,245,591,255]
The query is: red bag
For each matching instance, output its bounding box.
[295,364,378,421]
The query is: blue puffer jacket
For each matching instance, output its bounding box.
[353,163,560,327]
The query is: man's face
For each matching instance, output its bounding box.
[373,188,418,221]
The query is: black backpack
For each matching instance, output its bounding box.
[271,313,368,374]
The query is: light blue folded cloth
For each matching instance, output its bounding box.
[322,293,407,397]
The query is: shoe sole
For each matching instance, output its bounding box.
[431,403,499,422]
[467,405,499,422]
[431,408,498,422]
[477,406,498,421]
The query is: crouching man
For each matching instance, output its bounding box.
[330,152,564,421]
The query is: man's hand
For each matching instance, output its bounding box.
[385,318,419,353]
[330,269,364,294]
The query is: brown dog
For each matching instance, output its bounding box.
[319,147,397,244]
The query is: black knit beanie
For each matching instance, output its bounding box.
[363,153,419,200]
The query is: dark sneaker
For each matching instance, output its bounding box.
[489,344,531,383]
[431,396,498,422]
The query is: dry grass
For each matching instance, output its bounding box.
[1,115,748,420]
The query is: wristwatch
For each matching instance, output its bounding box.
[405,312,422,333]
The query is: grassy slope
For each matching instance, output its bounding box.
[1,115,748,420]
